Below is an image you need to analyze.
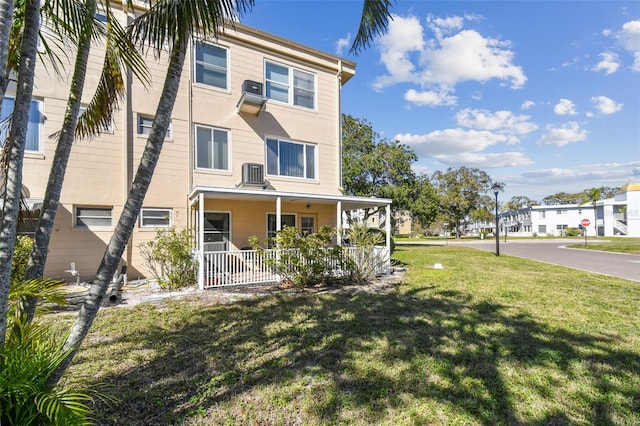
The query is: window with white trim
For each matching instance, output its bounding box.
[194,42,228,89]
[75,206,112,228]
[0,97,43,153]
[266,137,316,179]
[301,216,315,236]
[267,213,296,243]
[140,208,172,228]
[137,115,171,138]
[195,125,229,171]
[265,61,315,109]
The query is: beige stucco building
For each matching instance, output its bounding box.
[8,9,391,284]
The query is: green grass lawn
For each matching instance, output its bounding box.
[567,238,640,254]
[51,246,640,425]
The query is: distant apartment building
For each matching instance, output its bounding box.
[466,182,639,238]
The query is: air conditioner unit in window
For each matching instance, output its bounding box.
[242,163,264,185]
[237,80,267,115]
[243,80,263,95]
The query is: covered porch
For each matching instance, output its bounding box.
[188,186,392,289]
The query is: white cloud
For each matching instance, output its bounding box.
[593,52,620,74]
[373,13,527,99]
[521,100,535,110]
[554,98,578,116]
[536,122,588,147]
[404,89,456,106]
[618,20,640,71]
[395,128,532,167]
[420,29,527,88]
[335,33,351,56]
[455,108,538,136]
[434,151,532,167]
[591,96,623,115]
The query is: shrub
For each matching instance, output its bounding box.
[565,227,582,237]
[343,223,390,283]
[11,236,33,285]
[0,320,95,425]
[139,228,197,289]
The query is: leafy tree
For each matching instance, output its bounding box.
[23,1,149,321]
[341,114,420,221]
[0,0,40,347]
[541,192,583,205]
[431,166,493,237]
[409,173,439,229]
[503,195,538,211]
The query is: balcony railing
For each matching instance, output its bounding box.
[200,246,389,289]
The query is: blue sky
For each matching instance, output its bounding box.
[241,1,640,202]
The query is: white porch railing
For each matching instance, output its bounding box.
[200,246,390,289]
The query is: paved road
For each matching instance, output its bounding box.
[399,239,640,282]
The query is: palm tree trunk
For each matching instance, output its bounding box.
[22,0,96,322]
[0,0,14,101]
[50,33,188,385]
[0,0,39,348]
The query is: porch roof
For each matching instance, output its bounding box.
[188,186,392,211]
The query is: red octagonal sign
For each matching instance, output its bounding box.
[581,218,591,227]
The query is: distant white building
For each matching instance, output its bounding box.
[466,182,640,238]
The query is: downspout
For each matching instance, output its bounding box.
[123,6,134,274]
[187,38,194,231]
[336,60,343,191]
[336,61,343,243]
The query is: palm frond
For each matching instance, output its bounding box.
[128,0,254,56]
[350,0,395,55]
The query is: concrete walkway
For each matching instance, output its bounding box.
[398,239,640,282]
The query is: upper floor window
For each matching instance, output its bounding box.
[194,42,228,89]
[195,125,229,171]
[265,61,315,109]
[1,97,43,153]
[266,137,316,179]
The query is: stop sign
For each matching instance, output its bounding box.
[581,218,591,227]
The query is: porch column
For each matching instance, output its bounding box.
[276,196,282,233]
[198,192,204,290]
[336,201,342,245]
[385,204,391,269]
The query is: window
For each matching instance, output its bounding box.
[1,97,43,153]
[137,115,171,138]
[195,125,229,170]
[538,225,546,234]
[202,212,230,251]
[301,216,315,236]
[266,137,316,179]
[267,213,296,241]
[194,42,228,89]
[140,208,172,228]
[75,206,112,228]
[265,61,315,109]
[539,210,546,218]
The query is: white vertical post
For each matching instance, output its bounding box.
[336,201,342,245]
[198,192,205,290]
[276,196,282,232]
[385,204,391,270]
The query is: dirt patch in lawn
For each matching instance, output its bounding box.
[61,269,406,310]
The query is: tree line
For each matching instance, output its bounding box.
[341,114,618,237]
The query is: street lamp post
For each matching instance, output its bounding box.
[491,183,504,256]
